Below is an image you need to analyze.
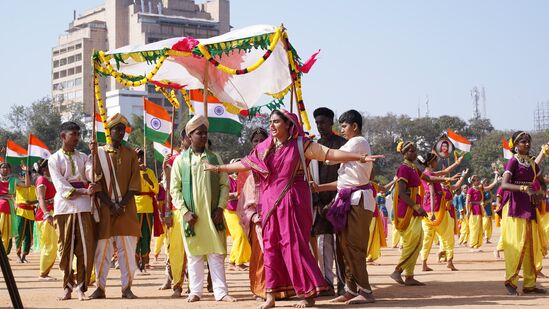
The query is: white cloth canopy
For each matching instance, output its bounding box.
[105,24,293,111]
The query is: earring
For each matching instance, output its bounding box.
[514,147,518,153]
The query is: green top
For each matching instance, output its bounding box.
[170,149,229,256]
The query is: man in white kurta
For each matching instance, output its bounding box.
[170,115,235,302]
[49,121,96,301]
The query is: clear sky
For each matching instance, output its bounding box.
[1,0,548,130]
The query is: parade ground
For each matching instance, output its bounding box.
[1,228,549,309]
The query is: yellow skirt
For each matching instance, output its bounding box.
[483,216,493,241]
[503,214,543,288]
[391,224,401,247]
[468,214,483,249]
[38,221,58,276]
[367,214,387,261]
[396,216,423,277]
[0,213,10,252]
[169,209,187,289]
[458,217,469,245]
[224,209,251,265]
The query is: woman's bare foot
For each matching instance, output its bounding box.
[158,279,172,290]
[258,293,275,309]
[404,277,425,286]
[447,260,458,271]
[390,270,405,284]
[505,284,519,296]
[57,288,71,301]
[537,271,548,279]
[422,260,433,272]
[294,297,315,308]
[187,294,200,302]
[38,275,57,281]
[329,292,354,303]
[236,264,249,271]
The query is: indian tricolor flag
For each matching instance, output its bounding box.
[447,129,471,152]
[154,140,179,162]
[27,134,51,166]
[502,138,513,160]
[5,140,27,166]
[190,90,243,136]
[144,99,172,144]
[95,113,132,144]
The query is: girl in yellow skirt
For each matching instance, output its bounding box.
[481,178,498,244]
[34,159,58,280]
[493,186,506,259]
[417,153,464,272]
[500,131,546,295]
[389,141,452,286]
[466,173,497,250]
[224,166,251,270]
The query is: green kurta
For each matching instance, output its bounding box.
[170,149,228,256]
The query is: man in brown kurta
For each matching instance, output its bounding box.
[90,113,141,299]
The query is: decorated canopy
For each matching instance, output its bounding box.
[93,24,315,145]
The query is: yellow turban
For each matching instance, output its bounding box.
[105,113,130,129]
[185,114,209,135]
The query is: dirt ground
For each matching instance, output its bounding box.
[1,227,549,308]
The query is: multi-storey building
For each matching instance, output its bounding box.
[51,0,230,120]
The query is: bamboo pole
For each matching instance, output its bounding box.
[292,83,303,125]
[203,61,210,118]
[143,97,147,166]
[290,85,294,114]
[170,104,176,156]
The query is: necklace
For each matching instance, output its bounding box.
[514,153,532,167]
[0,175,9,182]
[403,159,416,169]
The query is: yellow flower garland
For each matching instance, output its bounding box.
[93,69,112,146]
[196,27,282,76]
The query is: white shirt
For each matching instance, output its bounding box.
[48,149,94,215]
[336,136,375,211]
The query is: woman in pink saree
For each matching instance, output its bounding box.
[205,110,382,308]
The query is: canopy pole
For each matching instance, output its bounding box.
[170,104,176,156]
[290,84,294,113]
[203,61,210,118]
[292,83,303,125]
[143,97,147,166]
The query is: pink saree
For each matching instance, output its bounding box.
[241,111,327,298]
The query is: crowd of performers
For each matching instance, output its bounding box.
[0,107,548,308]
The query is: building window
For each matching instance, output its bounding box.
[60,58,67,66]
[75,54,82,61]
[75,77,82,86]
[53,60,59,68]
[68,55,75,64]
[75,66,82,74]
[75,43,82,49]
[60,70,67,78]
[53,72,59,79]
[53,50,59,56]
[68,68,75,76]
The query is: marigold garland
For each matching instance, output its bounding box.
[93,68,112,146]
[196,28,281,76]
[155,86,180,109]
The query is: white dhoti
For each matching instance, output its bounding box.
[186,253,228,300]
[94,236,138,291]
